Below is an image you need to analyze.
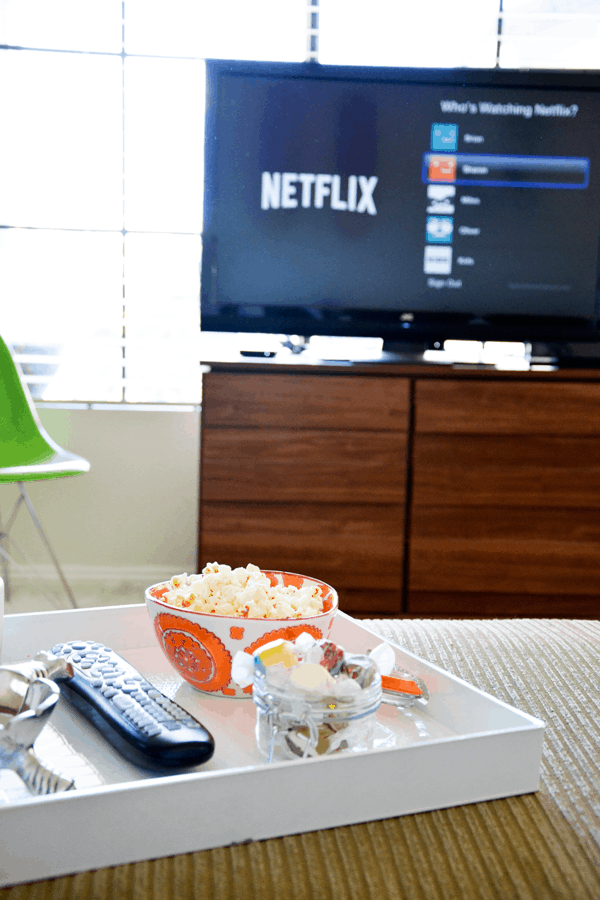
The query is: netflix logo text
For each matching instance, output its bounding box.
[261,172,378,214]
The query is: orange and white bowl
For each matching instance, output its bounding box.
[145,570,338,698]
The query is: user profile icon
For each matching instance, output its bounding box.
[424,245,453,275]
[431,123,458,151]
[428,155,457,182]
[426,215,454,243]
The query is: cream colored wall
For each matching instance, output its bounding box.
[1,408,200,580]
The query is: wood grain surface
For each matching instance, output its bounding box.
[415,380,600,434]
[202,373,410,430]
[412,434,600,508]
[200,365,600,618]
[201,429,406,503]
[409,506,600,595]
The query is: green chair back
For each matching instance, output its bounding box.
[0,336,90,481]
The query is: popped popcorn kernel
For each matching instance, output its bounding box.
[150,563,325,619]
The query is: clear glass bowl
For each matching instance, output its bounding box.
[253,666,382,763]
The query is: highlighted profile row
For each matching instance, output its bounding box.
[423,153,589,188]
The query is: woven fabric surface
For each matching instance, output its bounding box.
[1,618,599,900]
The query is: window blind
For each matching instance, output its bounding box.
[1,0,598,404]
[0,0,306,404]
[498,1,600,70]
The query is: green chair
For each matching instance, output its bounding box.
[0,335,90,608]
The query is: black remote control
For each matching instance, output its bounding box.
[44,641,215,770]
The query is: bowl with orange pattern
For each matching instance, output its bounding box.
[145,570,338,698]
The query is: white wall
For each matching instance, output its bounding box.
[1,408,200,588]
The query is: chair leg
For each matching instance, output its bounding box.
[5,484,79,610]
[0,539,12,603]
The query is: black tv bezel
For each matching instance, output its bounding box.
[201,58,600,348]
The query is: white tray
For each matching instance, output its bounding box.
[0,606,544,887]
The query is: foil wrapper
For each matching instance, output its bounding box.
[340,654,378,688]
[319,641,345,675]
[380,665,429,708]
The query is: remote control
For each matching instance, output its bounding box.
[41,641,215,770]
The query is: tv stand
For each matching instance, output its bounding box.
[199,358,600,618]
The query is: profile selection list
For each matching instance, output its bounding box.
[423,123,477,284]
[422,121,589,284]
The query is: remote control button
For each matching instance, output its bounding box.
[147,689,163,701]
[112,694,134,711]
[164,721,182,731]
[142,724,162,737]
[90,679,103,688]
[91,643,104,650]
[71,642,87,650]
[102,687,118,699]
[129,691,148,706]
[80,662,93,669]
[134,713,153,726]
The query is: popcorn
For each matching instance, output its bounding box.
[150,563,324,619]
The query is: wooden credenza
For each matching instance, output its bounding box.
[199,360,600,617]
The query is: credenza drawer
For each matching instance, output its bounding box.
[409,505,600,595]
[202,373,410,431]
[415,380,600,435]
[412,434,600,508]
[202,429,406,503]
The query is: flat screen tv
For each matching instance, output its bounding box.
[200,59,600,352]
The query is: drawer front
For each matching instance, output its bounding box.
[202,373,410,431]
[202,429,406,504]
[199,502,404,595]
[415,380,600,435]
[409,506,600,596]
[412,434,600,508]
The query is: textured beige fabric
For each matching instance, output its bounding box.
[1,618,599,900]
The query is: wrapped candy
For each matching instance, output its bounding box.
[340,654,378,688]
[244,632,383,762]
[379,666,429,708]
[318,641,345,675]
[231,630,429,761]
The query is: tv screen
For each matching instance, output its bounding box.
[201,59,600,348]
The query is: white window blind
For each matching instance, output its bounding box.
[1,1,598,404]
[498,0,600,70]
[318,0,600,69]
[0,0,306,404]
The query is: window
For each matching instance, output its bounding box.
[0,0,305,403]
[1,1,597,403]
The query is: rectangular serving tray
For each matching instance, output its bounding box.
[0,605,545,887]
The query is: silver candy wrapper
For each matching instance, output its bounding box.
[0,653,75,794]
[340,654,378,688]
